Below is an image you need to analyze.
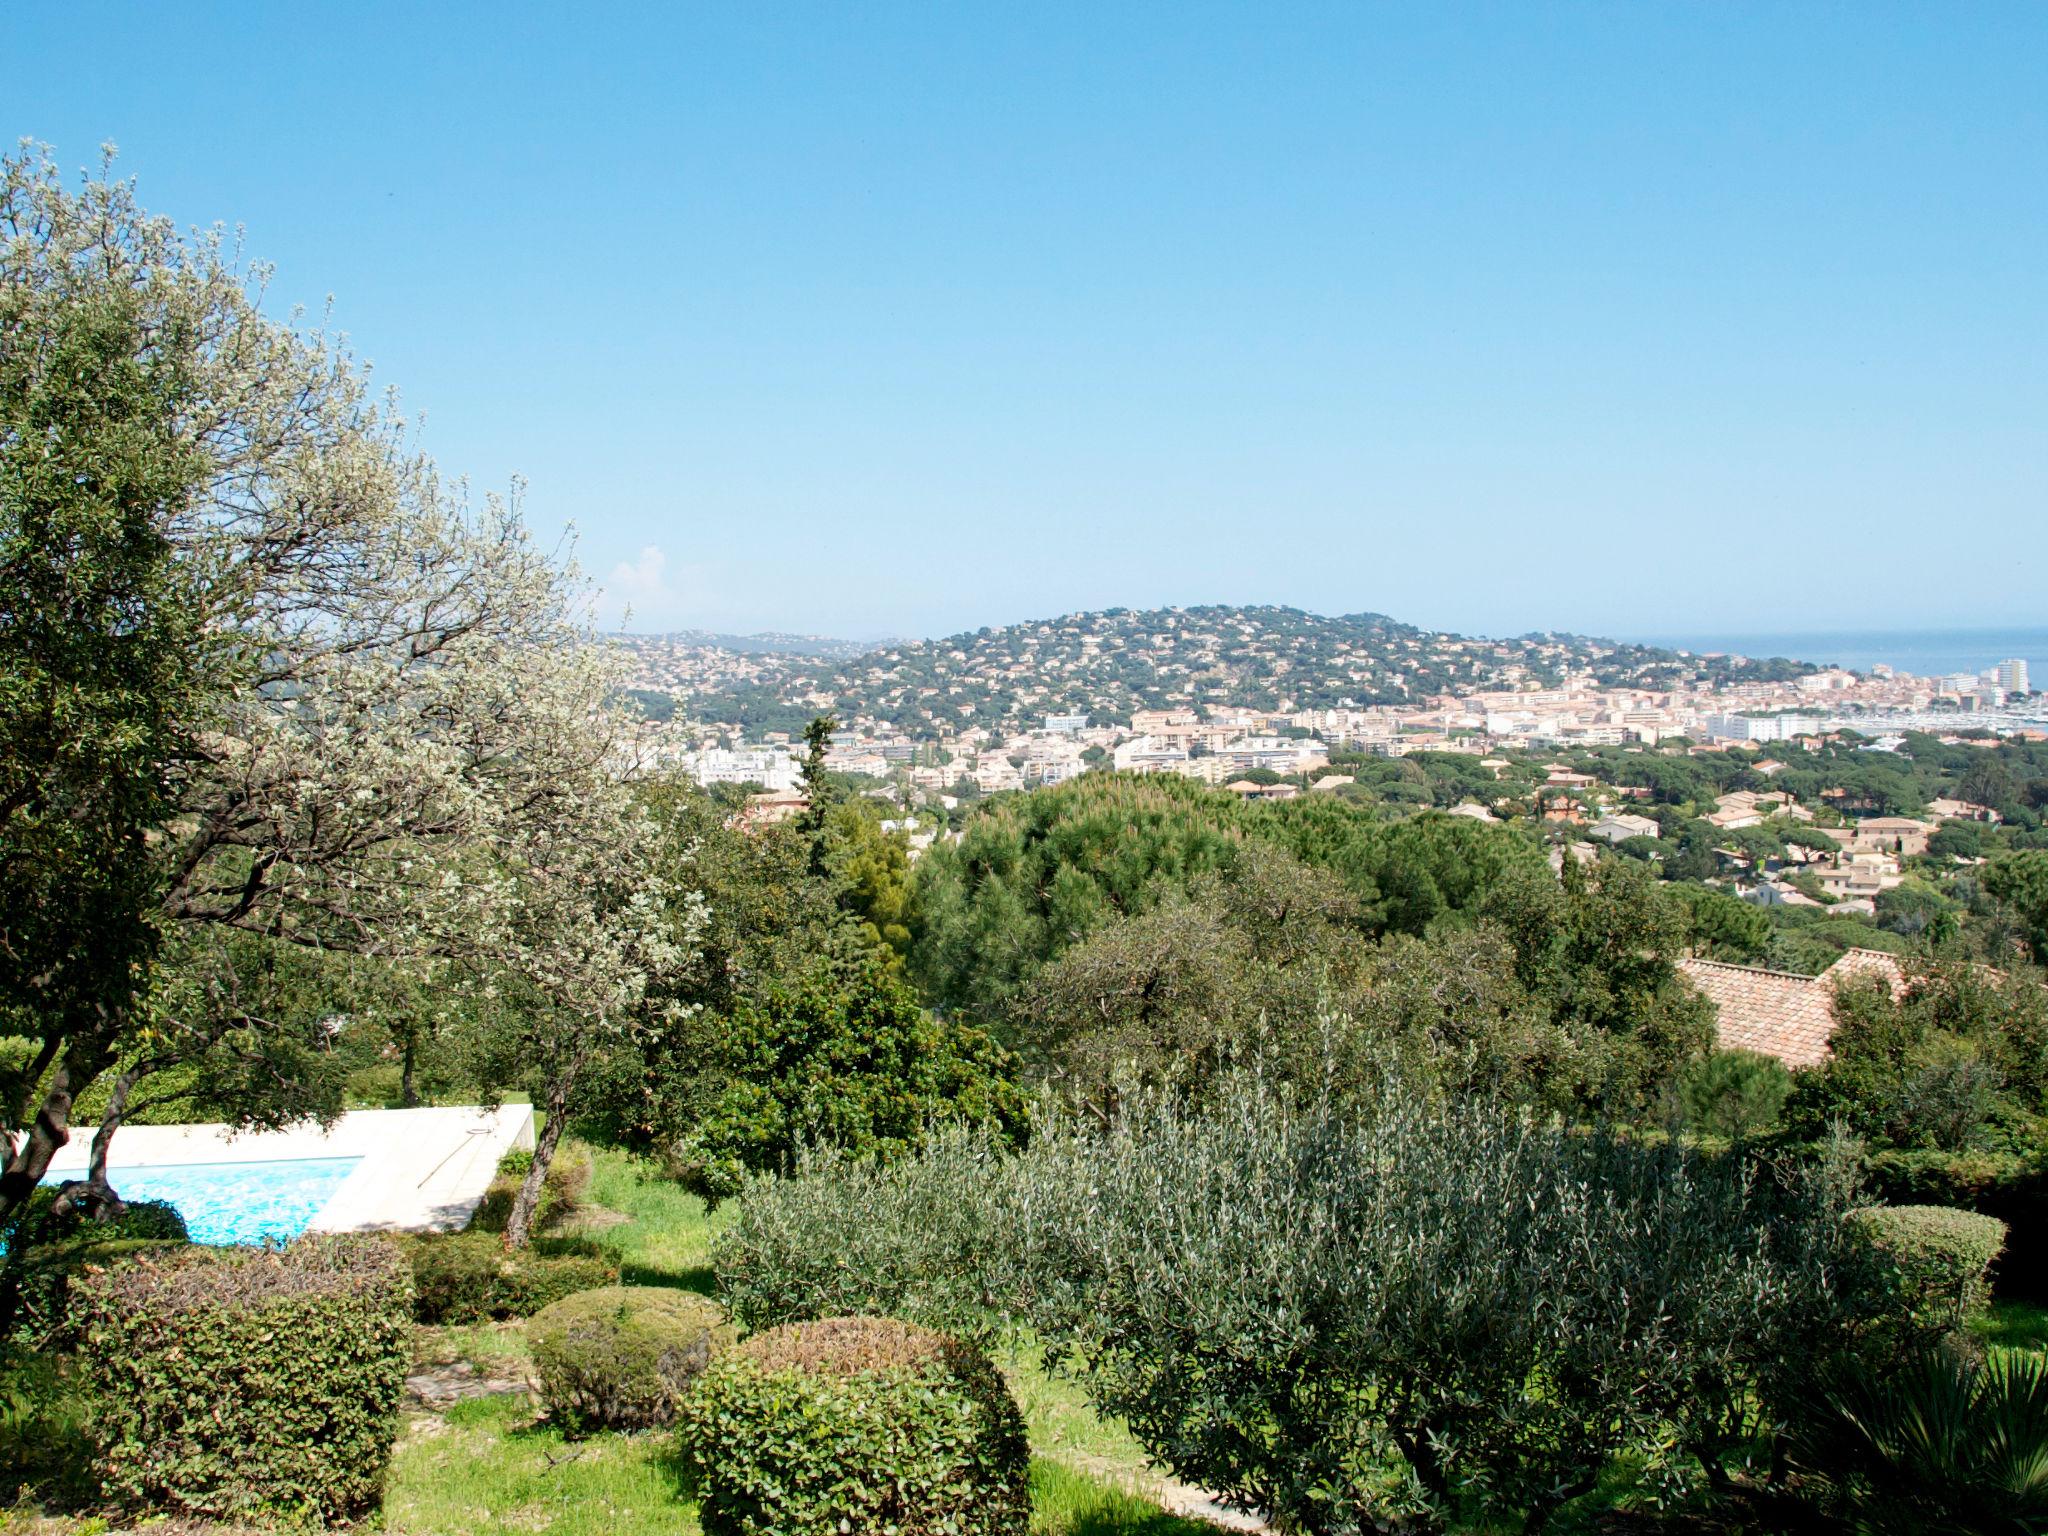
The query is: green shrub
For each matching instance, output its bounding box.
[0,1188,189,1349]
[667,959,1026,1206]
[1677,1048,1793,1140]
[721,1080,1862,1535]
[529,1285,731,1432]
[70,1234,412,1523]
[1851,1204,2007,1335]
[715,1128,1014,1340]
[1861,1148,2048,1301]
[677,1315,1030,1536]
[1789,1343,2048,1533]
[401,1229,618,1323]
[467,1143,590,1234]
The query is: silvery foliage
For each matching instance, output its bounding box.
[2,144,698,1162]
[719,1076,1859,1534]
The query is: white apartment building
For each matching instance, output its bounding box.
[1704,713,1824,743]
[692,747,800,792]
[1112,735,1191,773]
[1215,736,1330,773]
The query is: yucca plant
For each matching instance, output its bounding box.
[1792,1344,2048,1535]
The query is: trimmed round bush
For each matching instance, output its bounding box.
[400,1228,619,1323]
[529,1285,732,1432]
[1852,1203,2007,1335]
[70,1234,413,1523]
[677,1315,1030,1536]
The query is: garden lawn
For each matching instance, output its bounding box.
[1976,1297,2048,1356]
[383,1142,1221,1535]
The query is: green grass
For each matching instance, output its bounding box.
[387,1392,697,1536]
[1028,1461,1220,1535]
[566,1145,728,1292]
[1976,1297,2048,1355]
[388,1396,1213,1536]
[382,1141,1216,1534]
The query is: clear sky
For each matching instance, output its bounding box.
[9,4,2045,641]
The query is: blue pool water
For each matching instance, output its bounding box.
[42,1156,363,1246]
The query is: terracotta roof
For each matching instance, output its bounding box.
[1677,948,1905,1069]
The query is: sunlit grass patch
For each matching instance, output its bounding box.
[1976,1297,2048,1355]
[1029,1458,1221,1535]
[386,1392,696,1536]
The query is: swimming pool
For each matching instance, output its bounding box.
[42,1156,363,1246]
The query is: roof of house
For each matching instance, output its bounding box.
[1676,948,1905,1069]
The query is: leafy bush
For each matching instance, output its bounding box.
[528,1285,731,1432]
[400,1229,617,1323]
[70,1234,412,1523]
[1790,1343,2048,1533]
[1012,1084,1860,1532]
[1850,1204,2006,1336]
[677,1315,1030,1536]
[717,1080,1863,1534]
[1862,1147,2048,1300]
[715,1128,1015,1340]
[668,959,1026,1206]
[467,1143,589,1234]
[1786,959,2048,1154]
[0,1188,188,1349]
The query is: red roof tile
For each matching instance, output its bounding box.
[1677,948,1905,1069]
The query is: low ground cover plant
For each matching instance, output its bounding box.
[70,1234,412,1523]
[677,1314,1032,1536]
[529,1285,731,1432]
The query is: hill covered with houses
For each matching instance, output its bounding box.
[614,605,1815,734]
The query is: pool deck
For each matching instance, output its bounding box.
[43,1104,536,1235]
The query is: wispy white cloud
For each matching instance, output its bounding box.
[594,544,703,631]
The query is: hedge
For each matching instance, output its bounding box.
[1861,1149,2048,1301]
[529,1286,732,1432]
[400,1228,618,1323]
[677,1315,1031,1536]
[1850,1204,2007,1336]
[0,1188,189,1350]
[71,1234,413,1523]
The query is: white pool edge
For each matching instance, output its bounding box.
[43,1105,536,1235]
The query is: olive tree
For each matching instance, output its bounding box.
[1003,1083,1856,1532]
[0,145,688,1229]
[716,1080,1863,1534]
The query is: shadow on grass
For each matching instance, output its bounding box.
[1976,1298,2048,1353]
[618,1259,716,1296]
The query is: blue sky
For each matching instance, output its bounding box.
[9,4,2045,641]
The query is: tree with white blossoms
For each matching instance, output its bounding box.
[0,143,692,1239]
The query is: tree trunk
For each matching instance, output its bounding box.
[400,1028,422,1108]
[51,1068,140,1222]
[504,1052,584,1250]
[0,1040,108,1227]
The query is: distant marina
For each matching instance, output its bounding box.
[1632,626,2048,682]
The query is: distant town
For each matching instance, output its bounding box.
[612,607,2040,837]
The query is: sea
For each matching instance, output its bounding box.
[1628,627,2048,682]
